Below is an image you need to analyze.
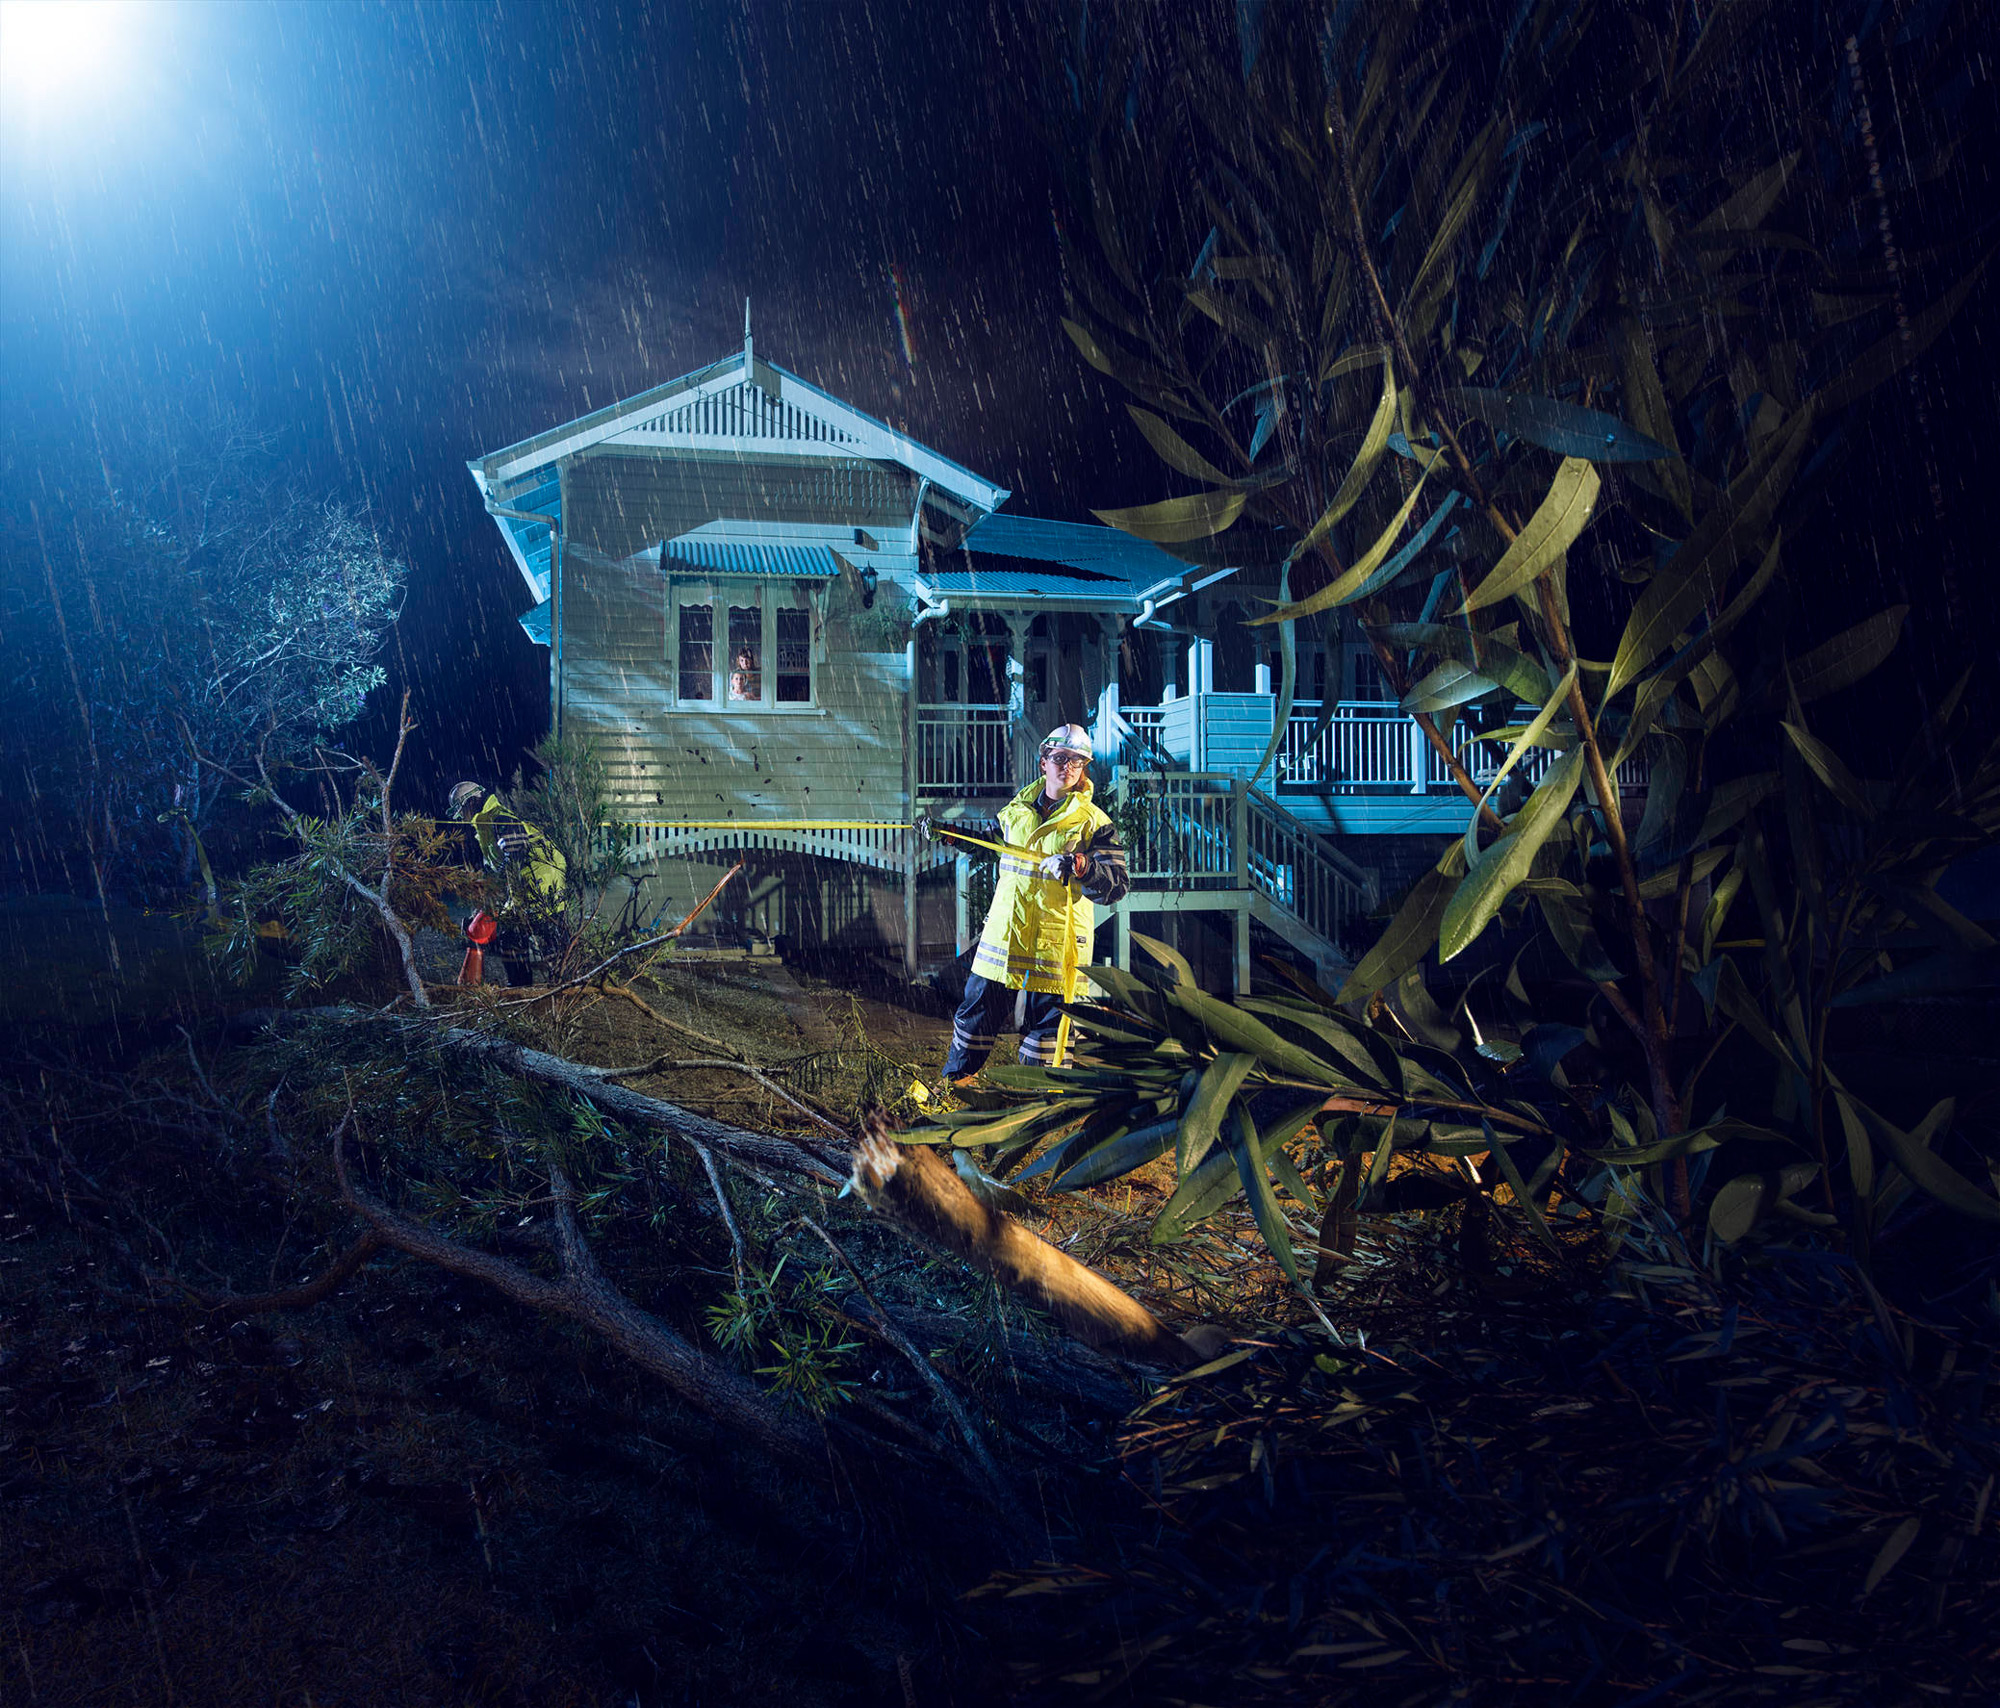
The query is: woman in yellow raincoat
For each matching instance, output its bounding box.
[920,724,1128,1081]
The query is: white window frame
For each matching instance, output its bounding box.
[668,577,820,711]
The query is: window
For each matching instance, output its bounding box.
[678,602,714,701]
[775,607,811,703]
[1349,649,1383,701]
[671,580,817,709]
[728,604,762,700]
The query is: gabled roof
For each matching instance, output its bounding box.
[468,342,1010,516]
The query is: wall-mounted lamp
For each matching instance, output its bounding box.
[858,564,879,609]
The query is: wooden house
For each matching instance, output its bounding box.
[470,331,1576,992]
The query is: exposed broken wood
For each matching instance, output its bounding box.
[848,1116,1221,1371]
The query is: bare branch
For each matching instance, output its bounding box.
[331,1117,829,1467]
[800,1213,1025,1530]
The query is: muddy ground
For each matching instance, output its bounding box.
[3,931,1996,1707]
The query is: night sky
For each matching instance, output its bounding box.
[4,0,1995,795]
[1,0,1159,793]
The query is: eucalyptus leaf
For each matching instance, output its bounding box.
[1093,488,1247,544]
[1336,857,1459,1006]
[1606,414,1813,701]
[1781,722,1875,819]
[1255,467,1432,623]
[1446,386,1672,461]
[1460,458,1601,615]
[1440,747,1587,961]
[1149,1142,1244,1244]
[1790,606,1907,702]
[1372,620,1552,704]
[1178,1052,1258,1173]
[1126,406,1235,486]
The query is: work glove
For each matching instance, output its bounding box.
[1036,850,1092,883]
[914,813,939,844]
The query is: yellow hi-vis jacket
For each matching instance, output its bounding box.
[971,776,1112,995]
[468,792,567,910]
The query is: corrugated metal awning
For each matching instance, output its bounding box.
[661,538,841,578]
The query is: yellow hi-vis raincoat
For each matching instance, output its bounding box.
[970,776,1111,995]
[467,792,567,909]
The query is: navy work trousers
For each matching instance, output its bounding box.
[943,973,1067,1077]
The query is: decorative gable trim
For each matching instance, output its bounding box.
[616,379,862,448]
[474,348,1009,516]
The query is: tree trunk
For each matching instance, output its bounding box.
[848,1119,1218,1370]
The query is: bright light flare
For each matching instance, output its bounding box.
[0,1,143,127]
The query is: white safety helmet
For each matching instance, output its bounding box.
[1039,723,1093,761]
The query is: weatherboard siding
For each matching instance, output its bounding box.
[560,559,910,827]
[1199,693,1279,772]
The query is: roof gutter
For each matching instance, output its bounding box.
[486,500,565,739]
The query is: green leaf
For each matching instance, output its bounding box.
[1054,1118,1179,1190]
[1710,1170,1776,1243]
[925,1101,1068,1147]
[1537,886,1621,981]
[1614,313,1691,516]
[1233,1106,1300,1286]
[1861,1516,1924,1598]
[1178,1052,1257,1174]
[1831,947,2000,1007]
[1855,1098,2000,1226]
[1781,722,1874,819]
[1150,1142,1243,1245]
[1287,351,1396,560]
[1445,387,1672,462]
[1636,846,1729,901]
[1790,606,1907,702]
[1093,488,1247,544]
[1335,858,1458,1007]
[1165,983,1345,1087]
[1401,117,1503,311]
[1459,458,1601,614]
[1129,931,1196,988]
[1235,1001,1395,1094]
[1254,467,1432,623]
[1440,748,1587,961]
[1267,1139,1320,1210]
[1126,407,1234,486]
[1362,1112,1402,1197]
[1615,534,1784,764]
[1693,149,1801,235]
[1246,560,1295,791]
[1606,413,1814,701]
[1489,1122,1559,1252]
[1695,772,1780,845]
[1459,663,1579,867]
[1403,659,1502,715]
[1372,621,1553,705]
[1061,317,1190,403]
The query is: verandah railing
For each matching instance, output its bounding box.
[1111,768,1372,962]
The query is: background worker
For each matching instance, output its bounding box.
[448,781,568,986]
[918,723,1129,1082]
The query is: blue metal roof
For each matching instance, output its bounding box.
[662,538,841,578]
[518,598,551,646]
[959,514,1193,590]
